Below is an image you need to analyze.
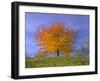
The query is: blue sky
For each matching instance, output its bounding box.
[25,12,89,57]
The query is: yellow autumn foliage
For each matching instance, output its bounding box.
[36,22,76,56]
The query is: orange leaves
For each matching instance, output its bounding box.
[36,22,76,55]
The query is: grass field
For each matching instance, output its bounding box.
[25,56,89,68]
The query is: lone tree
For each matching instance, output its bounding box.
[36,22,76,56]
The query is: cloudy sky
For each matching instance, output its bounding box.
[25,12,89,57]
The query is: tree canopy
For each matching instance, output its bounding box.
[36,22,76,56]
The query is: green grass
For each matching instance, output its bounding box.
[25,56,89,68]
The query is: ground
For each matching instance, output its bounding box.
[25,56,89,68]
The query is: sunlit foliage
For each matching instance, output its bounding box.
[36,22,76,56]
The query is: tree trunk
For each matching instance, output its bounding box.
[57,49,59,56]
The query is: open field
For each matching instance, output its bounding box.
[25,56,89,68]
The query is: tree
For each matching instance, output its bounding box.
[81,37,89,57]
[36,22,76,56]
[35,51,47,58]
